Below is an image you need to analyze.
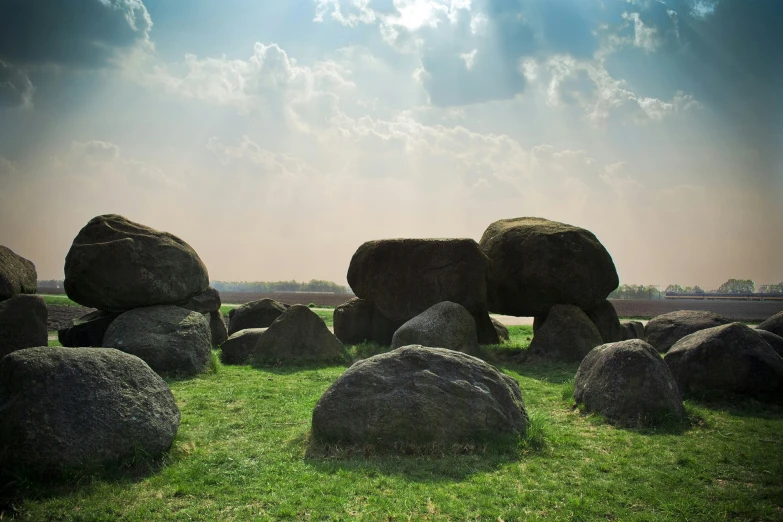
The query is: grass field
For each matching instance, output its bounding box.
[5,323,782,521]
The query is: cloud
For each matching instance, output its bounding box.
[0,61,35,108]
[621,12,660,52]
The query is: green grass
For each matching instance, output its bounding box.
[3,353,782,521]
[40,294,80,307]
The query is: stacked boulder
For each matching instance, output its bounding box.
[337,238,499,346]
[61,214,216,377]
[644,310,731,354]
[480,217,621,361]
[0,245,47,359]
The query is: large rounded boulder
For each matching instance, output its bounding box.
[757,311,783,337]
[249,305,344,365]
[0,347,180,475]
[333,297,401,346]
[0,295,48,360]
[479,217,618,317]
[347,238,498,344]
[103,305,212,377]
[664,322,783,400]
[227,298,286,336]
[0,245,37,301]
[645,310,731,353]
[64,214,209,311]
[574,340,684,425]
[391,301,480,356]
[220,328,268,365]
[312,346,527,448]
[529,305,603,362]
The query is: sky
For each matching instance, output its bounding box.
[0,0,781,291]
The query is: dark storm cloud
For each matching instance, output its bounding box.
[0,0,152,68]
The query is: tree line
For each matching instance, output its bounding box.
[211,280,351,294]
[610,279,783,299]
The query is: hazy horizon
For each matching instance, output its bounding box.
[1,0,780,291]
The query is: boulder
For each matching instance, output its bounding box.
[0,245,37,301]
[491,317,510,342]
[249,305,344,365]
[181,286,221,314]
[755,329,783,359]
[220,328,267,365]
[58,310,120,347]
[664,322,783,400]
[64,214,209,311]
[333,297,402,345]
[312,345,528,448]
[479,217,619,317]
[347,238,498,344]
[574,340,684,425]
[103,305,212,377]
[0,295,47,360]
[645,310,731,353]
[621,321,645,340]
[391,302,480,356]
[757,311,783,337]
[529,305,603,362]
[208,310,228,346]
[227,298,286,336]
[585,300,624,343]
[0,347,180,475]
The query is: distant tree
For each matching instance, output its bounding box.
[608,284,662,299]
[717,279,755,294]
[211,280,351,294]
[758,283,783,293]
[665,284,685,294]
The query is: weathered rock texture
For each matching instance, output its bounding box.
[0,245,37,302]
[755,329,783,359]
[208,310,228,346]
[220,328,268,365]
[58,310,120,347]
[757,311,783,338]
[181,286,221,314]
[347,238,498,344]
[0,295,48,360]
[227,298,286,336]
[333,297,402,345]
[103,305,212,377]
[529,305,603,362]
[391,302,480,356]
[312,346,528,448]
[586,300,625,343]
[0,347,180,475]
[64,214,209,311]
[622,321,645,340]
[664,322,783,400]
[574,340,684,425]
[249,305,344,365]
[492,317,510,342]
[645,310,731,353]
[479,217,618,317]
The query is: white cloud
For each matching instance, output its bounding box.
[621,12,660,52]
[460,49,477,70]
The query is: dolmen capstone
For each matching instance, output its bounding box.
[311,346,527,449]
[344,238,499,345]
[645,310,731,353]
[220,328,268,365]
[103,305,212,377]
[0,347,180,476]
[664,322,783,401]
[227,298,286,336]
[529,305,603,362]
[391,301,480,356]
[757,311,783,338]
[224,305,344,366]
[0,245,47,359]
[574,340,684,425]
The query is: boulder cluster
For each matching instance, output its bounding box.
[0,245,47,360]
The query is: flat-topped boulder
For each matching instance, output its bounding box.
[574,340,684,426]
[0,245,37,301]
[757,311,783,337]
[529,304,603,362]
[312,346,528,449]
[347,238,498,344]
[391,301,480,356]
[227,298,286,336]
[248,305,344,365]
[103,305,212,377]
[64,214,209,311]
[0,347,180,476]
[220,328,268,365]
[0,295,47,360]
[664,322,783,400]
[479,217,618,317]
[645,310,731,353]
